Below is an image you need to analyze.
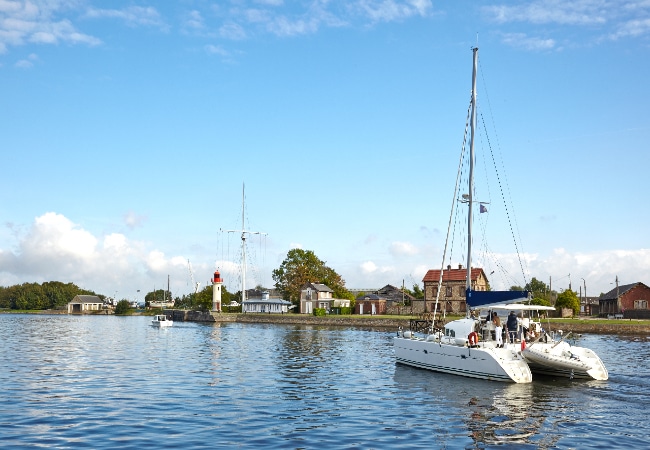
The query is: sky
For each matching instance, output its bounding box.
[1,0,649,303]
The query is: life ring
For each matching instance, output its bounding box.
[468,331,479,346]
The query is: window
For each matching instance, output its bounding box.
[634,300,648,309]
[445,286,453,297]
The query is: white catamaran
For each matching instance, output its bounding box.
[394,47,534,383]
[394,48,608,383]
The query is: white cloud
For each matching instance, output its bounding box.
[609,17,650,39]
[123,210,146,230]
[2,213,648,303]
[361,260,378,273]
[85,6,167,30]
[355,0,432,23]
[205,44,230,56]
[0,212,212,299]
[500,32,557,51]
[483,1,608,26]
[475,247,650,295]
[389,241,419,257]
[220,21,247,40]
[0,2,101,52]
[184,10,204,30]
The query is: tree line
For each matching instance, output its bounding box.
[0,281,98,310]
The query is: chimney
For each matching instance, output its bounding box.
[458,264,463,270]
[447,265,451,270]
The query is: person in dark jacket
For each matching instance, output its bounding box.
[507,311,518,343]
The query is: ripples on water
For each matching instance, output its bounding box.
[0,315,648,449]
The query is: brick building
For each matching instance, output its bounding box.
[599,282,650,319]
[422,264,489,314]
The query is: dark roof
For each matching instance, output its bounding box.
[70,295,102,304]
[302,283,333,292]
[374,284,416,302]
[599,282,647,300]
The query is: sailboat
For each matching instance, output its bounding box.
[394,47,533,383]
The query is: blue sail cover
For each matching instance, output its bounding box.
[466,289,530,308]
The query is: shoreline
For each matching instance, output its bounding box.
[4,309,650,335]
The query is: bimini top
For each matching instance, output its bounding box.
[466,289,531,309]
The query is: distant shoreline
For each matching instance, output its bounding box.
[3,309,649,335]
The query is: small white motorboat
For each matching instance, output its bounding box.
[151,314,173,328]
[522,337,608,380]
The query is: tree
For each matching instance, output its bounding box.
[176,285,232,311]
[114,299,132,315]
[145,289,172,307]
[0,281,97,310]
[555,289,580,316]
[272,249,351,309]
[411,284,424,299]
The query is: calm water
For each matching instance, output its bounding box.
[0,315,648,449]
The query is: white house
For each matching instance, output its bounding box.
[243,291,292,314]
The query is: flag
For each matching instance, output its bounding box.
[480,203,488,213]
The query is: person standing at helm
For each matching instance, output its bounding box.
[507,311,518,343]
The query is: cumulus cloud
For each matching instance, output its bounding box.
[389,241,419,257]
[476,246,650,295]
[0,212,210,298]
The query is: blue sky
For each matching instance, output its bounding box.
[1,0,649,302]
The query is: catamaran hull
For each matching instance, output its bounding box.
[522,344,608,380]
[394,337,532,383]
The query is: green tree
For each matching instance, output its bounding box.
[272,249,351,309]
[114,299,132,315]
[555,289,580,316]
[176,285,232,311]
[145,289,172,307]
[0,281,97,310]
[411,284,424,299]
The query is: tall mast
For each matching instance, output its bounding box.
[222,183,267,308]
[466,47,478,293]
[241,183,246,306]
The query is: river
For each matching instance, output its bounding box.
[0,314,648,449]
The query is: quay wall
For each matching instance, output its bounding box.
[166,310,650,335]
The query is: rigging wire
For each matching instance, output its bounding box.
[479,110,529,287]
[478,59,530,286]
[432,94,473,320]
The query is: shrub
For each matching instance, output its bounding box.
[313,308,326,316]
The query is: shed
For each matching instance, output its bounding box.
[67,295,104,314]
[355,294,387,315]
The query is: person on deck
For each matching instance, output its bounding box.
[507,311,518,343]
[493,312,503,348]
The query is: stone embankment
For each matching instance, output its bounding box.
[166,310,650,335]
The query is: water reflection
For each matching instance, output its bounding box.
[393,364,565,448]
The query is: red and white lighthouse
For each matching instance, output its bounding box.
[211,270,223,312]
